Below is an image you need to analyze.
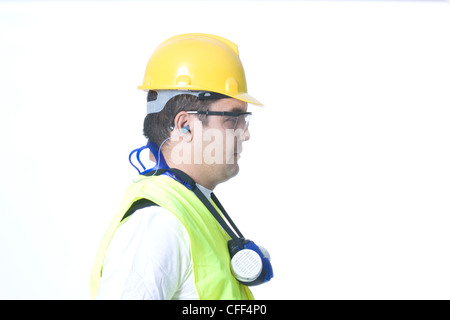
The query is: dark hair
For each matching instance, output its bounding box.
[143,92,215,147]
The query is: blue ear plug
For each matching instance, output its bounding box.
[181,125,190,134]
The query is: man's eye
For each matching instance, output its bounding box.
[222,117,238,129]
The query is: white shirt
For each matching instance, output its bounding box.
[96,179,213,300]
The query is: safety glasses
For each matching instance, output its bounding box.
[186,111,252,130]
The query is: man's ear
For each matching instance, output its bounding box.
[172,111,192,140]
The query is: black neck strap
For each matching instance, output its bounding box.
[168,169,244,241]
[210,193,244,239]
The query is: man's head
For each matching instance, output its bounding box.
[138,33,261,189]
[143,91,251,190]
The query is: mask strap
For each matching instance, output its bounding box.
[128,146,148,174]
[128,140,170,175]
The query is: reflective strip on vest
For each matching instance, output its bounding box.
[90,175,253,300]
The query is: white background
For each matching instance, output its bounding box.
[1,0,449,299]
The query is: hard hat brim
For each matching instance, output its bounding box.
[232,93,263,106]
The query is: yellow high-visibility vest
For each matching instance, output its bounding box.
[90,175,253,300]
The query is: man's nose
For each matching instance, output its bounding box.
[243,128,250,141]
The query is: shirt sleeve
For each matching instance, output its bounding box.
[96,206,194,300]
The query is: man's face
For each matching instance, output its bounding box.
[201,98,250,183]
[167,97,251,189]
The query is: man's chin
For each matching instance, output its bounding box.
[215,163,240,187]
[227,163,240,179]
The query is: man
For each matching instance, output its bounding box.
[90,33,272,300]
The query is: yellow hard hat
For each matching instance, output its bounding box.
[138,33,262,106]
